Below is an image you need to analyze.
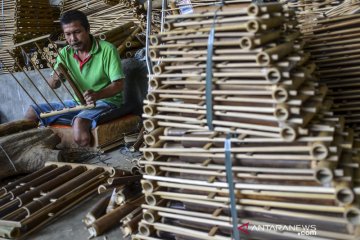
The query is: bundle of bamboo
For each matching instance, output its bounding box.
[84,176,143,238]
[283,0,360,34]
[134,2,360,240]
[304,8,360,137]
[93,22,145,59]
[0,0,60,73]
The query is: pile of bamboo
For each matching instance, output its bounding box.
[283,0,360,34]
[28,42,64,70]
[133,3,360,240]
[305,11,360,137]
[92,21,144,59]
[0,0,60,73]
[83,175,143,238]
[60,0,120,16]
[0,162,125,239]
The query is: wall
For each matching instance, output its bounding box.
[0,69,71,123]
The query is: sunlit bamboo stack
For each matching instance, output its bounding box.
[0,0,60,73]
[133,3,360,240]
[305,10,360,138]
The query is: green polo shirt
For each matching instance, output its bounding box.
[55,36,125,107]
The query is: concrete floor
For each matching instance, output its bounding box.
[25,146,141,240]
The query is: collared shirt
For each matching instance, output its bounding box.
[55,36,125,107]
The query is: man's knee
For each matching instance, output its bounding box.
[24,107,39,123]
[73,133,91,147]
[73,118,92,147]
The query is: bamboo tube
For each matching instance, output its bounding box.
[88,196,145,238]
[121,211,143,236]
[57,63,86,105]
[83,193,112,227]
[142,176,336,194]
[117,26,142,55]
[256,42,294,66]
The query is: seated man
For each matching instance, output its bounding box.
[25,10,128,147]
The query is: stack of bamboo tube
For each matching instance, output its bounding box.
[133,3,360,240]
[29,42,64,70]
[0,162,123,239]
[0,0,60,73]
[304,9,360,137]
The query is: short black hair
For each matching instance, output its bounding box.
[60,10,90,31]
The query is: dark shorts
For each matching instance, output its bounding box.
[31,100,128,129]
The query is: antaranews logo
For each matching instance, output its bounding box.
[238,222,317,236]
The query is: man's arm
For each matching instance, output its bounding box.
[83,79,123,105]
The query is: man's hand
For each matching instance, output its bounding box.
[83,90,98,105]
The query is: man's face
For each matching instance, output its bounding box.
[62,21,90,51]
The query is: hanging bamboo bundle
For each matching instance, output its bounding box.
[131,2,360,240]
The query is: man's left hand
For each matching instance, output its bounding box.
[83,90,98,105]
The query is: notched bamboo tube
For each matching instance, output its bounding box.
[314,167,334,184]
[274,105,290,122]
[247,3,284,17]
[246,17,285,33]
[147,92,159,104]
[138,222,155,236]
[271,86,289,103]
[256,42,294,66]
[145,165,160,176]
[279,125,298,142]
[144,119,158,132]
[310,143,329,161]
[141,180,157,194]
[240,31,281,49]
[143,209,160,224]
[145,194,161,206]
[144,127,165,146]
[143,105,157,117]
[344,206,360,225]
[335,182,355,206]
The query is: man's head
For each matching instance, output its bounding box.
[60,10,91,51]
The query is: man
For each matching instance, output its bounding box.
[25,10,126,147]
